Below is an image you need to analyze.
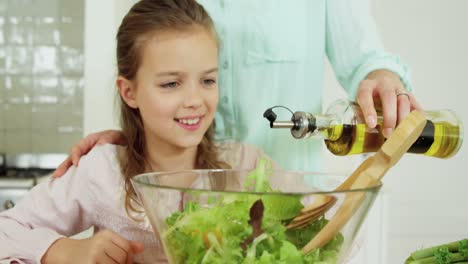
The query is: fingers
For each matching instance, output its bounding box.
[103,242,127,264]
[409,94,423,112]
[110,233,135,264]
[96,130,127,146]
[73,132,103,165]
[397,93,411,124]
[356,80,378,128]
[101,252,120,264]
[125,241,145,264]
[130,241,145,254]
[378,87,398,138]
[102,230,143,264]
[52,156,73,178]
[70,145,83,167]
[52,130,127,179]
[358,71,424,138]
[52,135,97,178]
[71,130,125,166]
[95,253,118,264]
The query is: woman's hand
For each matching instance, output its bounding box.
[356,69,423,137]
[52,130,126,178]
[42,230,144,264]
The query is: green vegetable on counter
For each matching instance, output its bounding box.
[162,158,344,264]
[405,239,468,264]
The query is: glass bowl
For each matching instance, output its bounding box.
[131,169,381,264]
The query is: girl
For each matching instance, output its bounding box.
[0,0,266,263]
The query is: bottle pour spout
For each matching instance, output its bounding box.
[263,107,317,139]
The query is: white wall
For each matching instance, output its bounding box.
[323,1,468,262]
[83,0,131,135]
[377,1,468,262]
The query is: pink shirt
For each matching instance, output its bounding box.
[0,143,363,263]
[0,143,265,263]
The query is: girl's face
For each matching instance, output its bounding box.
[119,26,219,151]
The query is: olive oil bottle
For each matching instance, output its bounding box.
[264,99,463,158]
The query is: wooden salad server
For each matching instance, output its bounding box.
[286,157,375,230]
[302,110,427,254]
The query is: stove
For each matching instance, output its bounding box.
[2,168,55,179]
[0,153,67,212]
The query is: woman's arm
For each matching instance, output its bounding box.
[325,0,422,137]
[326,0,410,97]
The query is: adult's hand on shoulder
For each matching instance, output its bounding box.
[52,130,126,178]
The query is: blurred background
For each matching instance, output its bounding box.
[0,0,467,262]
[0,0,84,154]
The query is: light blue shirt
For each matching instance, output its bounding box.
[198,0,413,171]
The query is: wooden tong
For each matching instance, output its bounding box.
[302,110,427,254]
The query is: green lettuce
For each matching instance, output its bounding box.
[162,158,343,263]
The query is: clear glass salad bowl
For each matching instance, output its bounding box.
[131,168,381,264]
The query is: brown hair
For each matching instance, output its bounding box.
[116,0,230,217]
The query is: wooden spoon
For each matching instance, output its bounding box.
[286,156,376,230]
[300,110,427,254]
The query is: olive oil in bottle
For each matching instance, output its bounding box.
[264,99,463,158]
[324,121,461,158]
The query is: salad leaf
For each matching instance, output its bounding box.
[241,200,265,250]
[243,158,273,192]
[244,158,304,221]
[162,158,344,263]
[248,199,265,239]
[285,217,328,248]
[262,193,304,221]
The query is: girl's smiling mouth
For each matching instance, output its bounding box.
[174,115,204,131]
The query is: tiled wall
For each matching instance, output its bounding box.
[0,0,84,154]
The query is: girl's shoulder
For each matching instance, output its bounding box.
[216,142,267,169]
[74,143,121,182]
[80,143,119,167]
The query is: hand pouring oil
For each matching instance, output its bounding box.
[264,99,463,158]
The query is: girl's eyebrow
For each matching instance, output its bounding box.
[156,67,218,77]
[156,71,181,77]
[203,67,218,74]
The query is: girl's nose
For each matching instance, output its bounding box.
[183,84,203,109]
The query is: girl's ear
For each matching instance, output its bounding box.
[117,76,138,108]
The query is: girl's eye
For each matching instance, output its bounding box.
[203,79,216,86]
[161,82,179,89]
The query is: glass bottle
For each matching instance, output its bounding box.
[264,99,463,158]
